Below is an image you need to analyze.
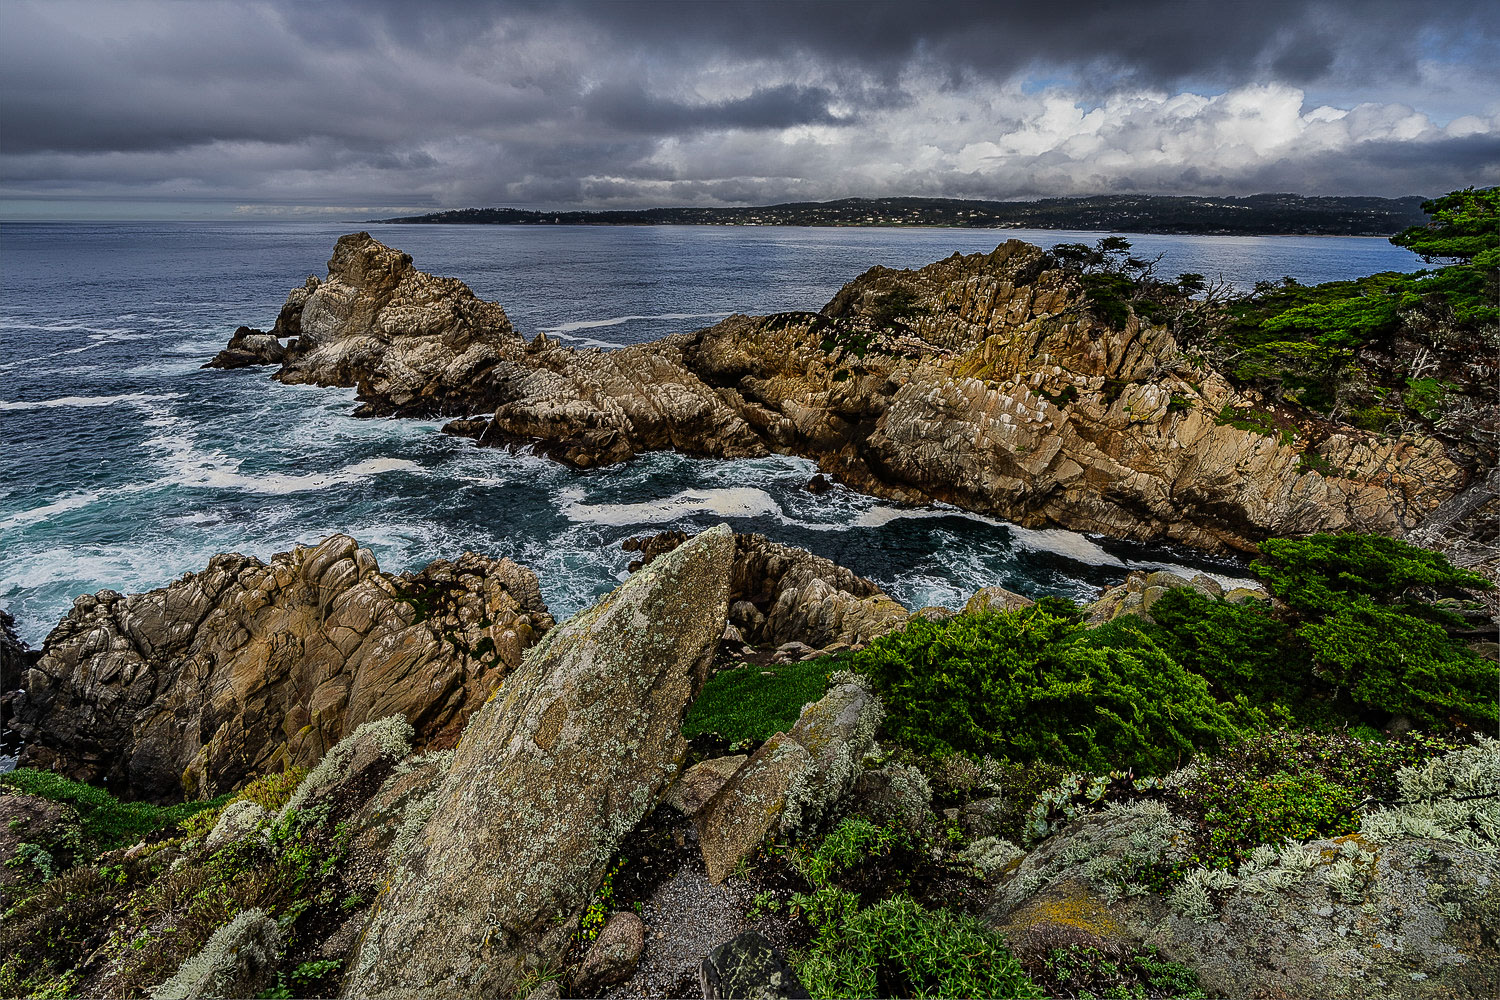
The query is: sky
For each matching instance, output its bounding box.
[2,0,1498,220]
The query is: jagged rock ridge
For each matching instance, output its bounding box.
[8,535,552,802]
[217,233,1466,553]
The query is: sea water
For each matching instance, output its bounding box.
[0,222,1418,645]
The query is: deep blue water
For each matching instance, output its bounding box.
[0,222,1419,646]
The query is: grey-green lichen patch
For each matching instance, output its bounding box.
[342,524,735,1000]
[149,908,281,1000]
[1360,737,1499,853]
[279,715,414,821]
[989,790,1500,1000]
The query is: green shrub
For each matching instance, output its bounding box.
[683,656,839,745]
[1253,534,1496,727]
[0,769,229,852]
[1027,943,1206,999]
[1254,534,1490,616]
[1086,588,1295,708]
[1163,730,1458,872]
[793,889,1042,999]
[854,609,1241,772]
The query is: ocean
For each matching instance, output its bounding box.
[0,222,1419,646]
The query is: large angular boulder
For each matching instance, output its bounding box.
[343,525,736,999]
[11,535,551,802]
[988,746,1500,1000]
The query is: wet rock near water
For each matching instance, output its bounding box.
[9,534,552,802]
[223,232,1468,554]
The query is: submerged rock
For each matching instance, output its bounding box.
[10,534,552,802]
[343,524,735,1000]
[227,233,1467,553]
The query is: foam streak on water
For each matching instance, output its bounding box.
[0,222,1412,645]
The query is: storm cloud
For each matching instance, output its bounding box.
[1,0,1496,217]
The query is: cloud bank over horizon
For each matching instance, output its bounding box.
[2,0,1497,219]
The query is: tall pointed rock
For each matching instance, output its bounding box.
[344,524,735,999]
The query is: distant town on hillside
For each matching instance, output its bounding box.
[378,193,1430,236]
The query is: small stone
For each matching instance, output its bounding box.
[700,930,810,1000]
[573,911,645,993]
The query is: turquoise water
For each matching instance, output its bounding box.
[0,223,1418,645]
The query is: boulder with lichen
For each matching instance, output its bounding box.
[343,524,736,999]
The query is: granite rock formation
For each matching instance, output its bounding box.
[224,233,1469,553]
[9,535,552,802]
[626,530,909,649]
[343,524,735,1000]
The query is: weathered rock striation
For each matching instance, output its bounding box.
[224,232,1468,552]
[344,524,736,1000]
[627,530,909,649]
[9,535,552,802]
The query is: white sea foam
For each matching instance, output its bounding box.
[1008,524,1131,569]
[0,392,186,410]
[561,487,782,525]
[542,312,730,335]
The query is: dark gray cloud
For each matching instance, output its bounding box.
[0,0,1495,217]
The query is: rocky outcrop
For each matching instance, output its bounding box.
[203,326,285,369]
[10,535,552,802]
[988,755,1500,1000]
[628,530,909,649]
[694,675,883,882]
[1,608,30,689]
[227,233,1468,552]
[343,524,735,1000]
[1084,568,1267,624]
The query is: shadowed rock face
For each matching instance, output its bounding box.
[627,530,910,649]
[9,535,552,802]
[343,524,736,1000]
[224,233,1466,552]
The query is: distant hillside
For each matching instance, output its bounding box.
[377,194,1430,236]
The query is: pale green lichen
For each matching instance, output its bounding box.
[149,909,281,1000]
[1360,737,1500,853]
[279,715,414,820]
[963,836,1024,877]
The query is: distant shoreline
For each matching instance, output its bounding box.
[372,193,1428,239]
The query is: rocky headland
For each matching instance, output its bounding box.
[209,231,1472,555]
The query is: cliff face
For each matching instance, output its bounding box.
[9,535,552,802]
[220,233,1467,552]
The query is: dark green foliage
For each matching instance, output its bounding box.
[853,609,1241,773]
[1023,942,1206,1000]
[1254,533,1491,617]
[790,819,1041,999]
[868,287,927,329]
[1085,589,1294,708]
[682,656,840,745]
[1252,535,1496,727]
[1390,187,1499,262]
[1161,730,1459,872]
[0,769,229,853]
[793,891,1043,999]
[1214,404,1280,436]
